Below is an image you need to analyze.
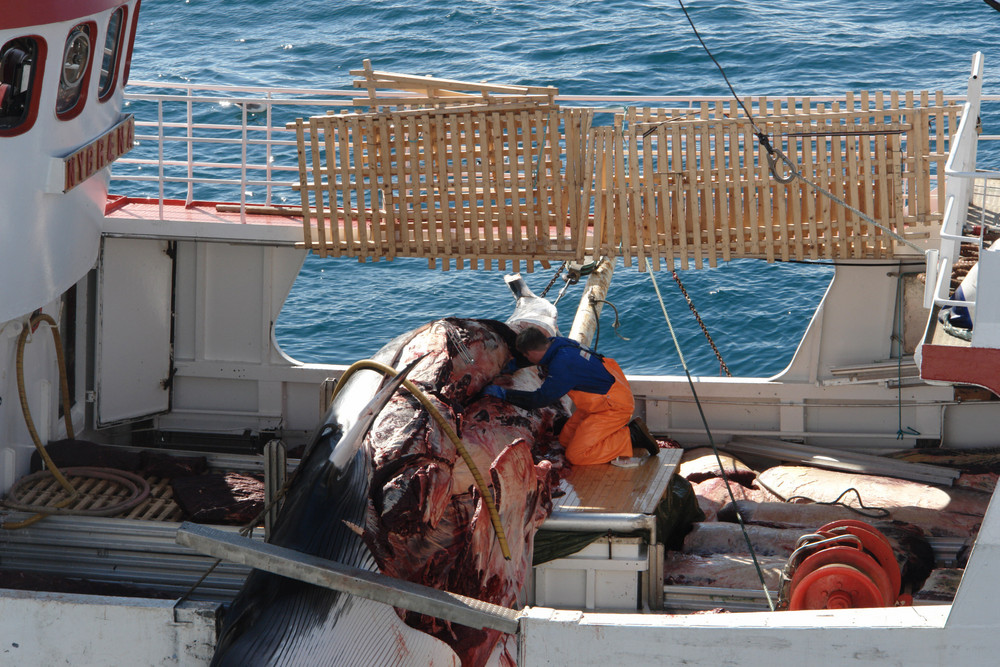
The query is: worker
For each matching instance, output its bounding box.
[484,327,658,465]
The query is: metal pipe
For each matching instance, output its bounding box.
[543,511,657,545]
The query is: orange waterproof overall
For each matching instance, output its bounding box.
[558,357,635,465]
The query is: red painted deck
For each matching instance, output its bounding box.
[105,196,305,228]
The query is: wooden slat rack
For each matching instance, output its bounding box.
[291,62,960,271]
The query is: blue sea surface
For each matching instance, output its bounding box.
[128,0,1000,375]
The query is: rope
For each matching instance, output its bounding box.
[588,297,630,351]
[646,258,776,610]
[670,269,731,377]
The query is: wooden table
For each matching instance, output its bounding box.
[550,448,683,517]
[537,449,682,611]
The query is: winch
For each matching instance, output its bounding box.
[778,519,911,610]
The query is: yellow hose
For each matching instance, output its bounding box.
[6,313,149,530]
[7,314,80,528]
[334,359,512,561]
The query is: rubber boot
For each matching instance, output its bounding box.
[629,417,659,456]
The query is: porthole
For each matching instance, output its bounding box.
[98,7,126,100]
[56,23,95,119]
[0,36,44,135]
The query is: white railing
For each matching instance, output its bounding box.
[113,82,739,220]
[928,52,1000,345]
[116,81,964,224]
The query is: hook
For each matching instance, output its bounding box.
[767,149,798,184]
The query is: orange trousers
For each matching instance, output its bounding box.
[558,357,635,465]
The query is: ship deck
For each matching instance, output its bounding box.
[104,196,306,245]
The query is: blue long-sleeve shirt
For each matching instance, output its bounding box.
[504,337,614,410]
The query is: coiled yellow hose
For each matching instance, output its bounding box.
[4,314,149,530]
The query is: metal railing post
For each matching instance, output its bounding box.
[157,99,165,219]
[186,88,194,206]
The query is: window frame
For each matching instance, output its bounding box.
[121,0,141,89]
[97,5,128,102]
[55,20,98,121]
[0,35,47,138]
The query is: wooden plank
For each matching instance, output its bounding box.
[828,100,846,258]
[597,127,614,257]
[844,93,862,258]
[641,110,659,271]
[435,112,454,267]
[341,117,358,255]
[466,113,483,268]
[375,114,397,260]
[875,92,891,257]
[669,113,688,268]
[348,66,556,96]
[698,102,717,267]
[902,90,916,224]
[890,129,904,252]
[355,116,373,259]
[773,116,789,262]
[361,58,378,107]
[801,97,818,260]
[859,92,875,257]
[722,101,738,262]
[423,113,442,259]
[934,90,946,208]
[530,110,546,258]
[448,114,468,263]
[656,124,672,268]
[509,111,525,262]
[293,119,314,253]
[312,117,334,257]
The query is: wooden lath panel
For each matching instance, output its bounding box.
[600,92,958,267]
[291,68,960,271]
[292,104,594,270]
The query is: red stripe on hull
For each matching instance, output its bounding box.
[920,343,1000,398]
[3,1,129,31]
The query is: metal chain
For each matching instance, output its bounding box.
[539,261,567,298]
[670,270,732,377]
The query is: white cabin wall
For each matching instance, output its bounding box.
[628,263,953,449]
[161,240,333,440]
[777,264,899,383]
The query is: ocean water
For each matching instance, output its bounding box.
[128,0,1000,375]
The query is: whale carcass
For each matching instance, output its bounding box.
[212,281,568,666]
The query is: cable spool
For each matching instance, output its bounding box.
[780,520,910,611]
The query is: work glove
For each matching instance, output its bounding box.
[483,385,507,400]
[501,359,518,374]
